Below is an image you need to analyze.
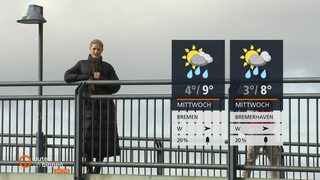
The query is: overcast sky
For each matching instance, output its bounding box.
[0,0,319,93]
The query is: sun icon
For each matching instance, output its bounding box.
[240,45,261,70]
[182,45,203,70]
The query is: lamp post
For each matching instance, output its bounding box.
[17,4,46,173]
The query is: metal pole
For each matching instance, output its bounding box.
[155,140,164,175]
[228,87,237,180]
[39,24,43,92]
[35,23,45,173]
[75,83,85,180]
[228,110,238,179]
[229,145,238,179]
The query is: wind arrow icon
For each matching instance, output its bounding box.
[262,126,269,131]
[204,126,211,131]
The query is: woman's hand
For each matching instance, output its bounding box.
[93,72,101,79]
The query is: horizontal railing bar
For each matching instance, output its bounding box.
[85,162,229,169]
[0,161,74,166]
[0,94,319,102]
[1,93,320,100]
[238,165,320,172]
[88,94,171,99]
[1,161,319,173]
[283,93,320,98]
[0,133,74,138]
[1,77,320,87]
[0,81,77,86]
[1,143,319,159]
[0,95,74,100]
[87,93,320,99]
[283,141,320,146]
[282,77,320,83]
[2,148,318,161]
[0,80,172,86]
[2,132,319,148]
[0,134,171,141]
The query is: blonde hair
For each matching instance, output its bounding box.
[90,39,104,49]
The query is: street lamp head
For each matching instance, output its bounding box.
[17,4,46,24]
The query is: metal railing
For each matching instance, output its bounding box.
[0,78,319,179]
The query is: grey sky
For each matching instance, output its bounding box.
[0,0,319,84]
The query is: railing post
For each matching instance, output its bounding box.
[228,86,238,180]
[74,83,86,180]
[280,146,284,179]
[155,140,164,175]
[228,111,238,179]
[228,145,238,180]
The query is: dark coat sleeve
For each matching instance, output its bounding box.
[96,62,120,94]
[64,61,91,83]
[64,60,120,94]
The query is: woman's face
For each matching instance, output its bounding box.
[90,43,103,58]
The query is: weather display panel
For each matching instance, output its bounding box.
[171,40,226,147]
[172,40,225,111]
[230,40,283,111]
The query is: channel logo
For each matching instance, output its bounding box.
[18,155,70,174]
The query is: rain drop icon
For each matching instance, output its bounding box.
[245,69,251,79]
[253,67,259,76]
[195,67,201,76]
[260,69,267,79]
[187,69,193,79]
[264,136,268,145]
[206,137,210,144]
[202,69,209,79]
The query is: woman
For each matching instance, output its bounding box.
[64,39,121,173]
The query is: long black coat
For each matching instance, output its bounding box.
[64,56,121,160]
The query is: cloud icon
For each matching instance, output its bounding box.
[249,51,271,66]
[190,52,213,66]
[260,51,271,62]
